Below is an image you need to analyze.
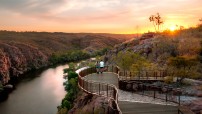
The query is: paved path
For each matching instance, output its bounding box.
[84,72,118,86]
[119,101,178,114]
[85,72,178,114]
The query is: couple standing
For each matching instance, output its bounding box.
[96,60,105,74]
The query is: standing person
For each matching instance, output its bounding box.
[95,61,100,74]
[99,60,104,74]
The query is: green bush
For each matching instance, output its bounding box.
[62,100,71,109]
[59,69,79,111]
[67,71,78,80]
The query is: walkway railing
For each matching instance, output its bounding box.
[118,70,194,114]
[119,70,167,81]
[78,66,121,114]
[119,80,182,104]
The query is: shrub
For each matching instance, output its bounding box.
[177,37,201,57]
[59,69,79,111]
[164,76,173,84]
[115,51,136,71]
[57,107,68,114]
[167,56,200,83]
[62,100,71,109]
[68,71,78,80]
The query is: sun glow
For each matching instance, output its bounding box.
[169,25,176,31]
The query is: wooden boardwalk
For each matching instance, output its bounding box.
[84,72,178,114]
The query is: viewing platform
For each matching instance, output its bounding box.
[77,66,194,114]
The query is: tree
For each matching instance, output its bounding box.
[167,56,199,84]
[149,13,163,32]
[115,51,154,75]
[130,54,151,72]
[115,51,135,71]
[68,62,75,70]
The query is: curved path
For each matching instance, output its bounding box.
[84,72,178,114]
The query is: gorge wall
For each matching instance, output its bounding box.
[0,31,134,84]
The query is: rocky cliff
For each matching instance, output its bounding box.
[68,93,109,114]
[0,31,134,84]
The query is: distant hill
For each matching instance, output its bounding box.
[0,31,135,84]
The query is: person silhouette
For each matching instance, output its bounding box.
[95,61,100,74]
[99,60,104,74]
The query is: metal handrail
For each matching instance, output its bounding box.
[118,69,194,114]
[77,66,122,114]
[118,70,167,81]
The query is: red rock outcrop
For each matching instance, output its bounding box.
[0,41,49,84]
[0,49,11,84]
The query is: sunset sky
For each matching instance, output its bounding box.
[0,0,202,34]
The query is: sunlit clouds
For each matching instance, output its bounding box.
[0,0,202,33]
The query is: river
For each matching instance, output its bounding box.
[0,64,68,114]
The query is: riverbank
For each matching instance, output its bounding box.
[0,64,68,114]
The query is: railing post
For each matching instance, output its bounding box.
[86,81,88,91]
[166,88,168,102]
[84,80,85,89]
[139,71,140,80]
[130,72,131,80]
[82,79,84,88]
[114,88,116,100]
[107,84,108,97]
[99,83,100,95]
[178,92,181,105]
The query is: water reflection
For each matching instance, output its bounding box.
[0,64,68,114]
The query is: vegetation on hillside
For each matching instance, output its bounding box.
[167,56,201,84]
[49,50,90,64]
[57,65,79,114]
[49,47,109,65]
[112,25,202,84]
[115,51,154,73]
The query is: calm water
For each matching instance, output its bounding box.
[0,65,68,114]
